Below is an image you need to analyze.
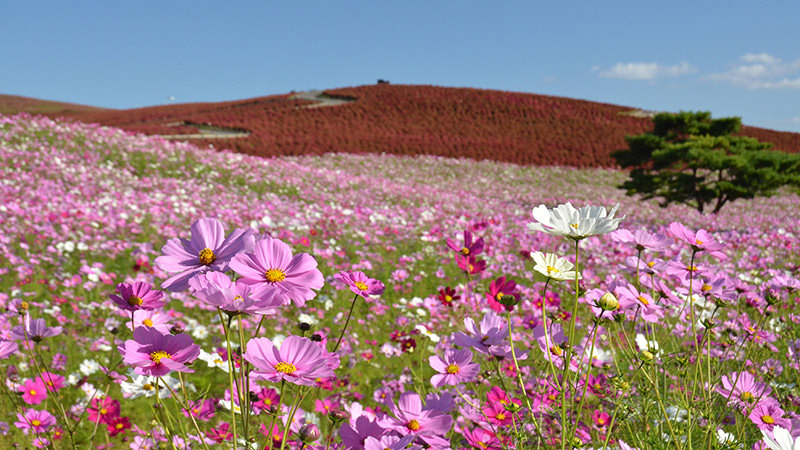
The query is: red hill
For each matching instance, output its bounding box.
[4,85,800,167]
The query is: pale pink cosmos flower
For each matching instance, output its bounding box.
[118,327,200,377]
[244,335,334,386]
[189,271,283,315]
[334,271,385,299]
[0,340,18,359]
[229,235,324,308]
[378,391,453,448]
[155,218,256,292]
[667,222,727,260]
[429,349,480,387]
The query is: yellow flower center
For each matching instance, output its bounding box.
[547,265,559,273]
[550,346,563,356]
[143,319,154,327]
[696,239,704,245]
[570,223,578,229]
[265,268,287,283]
[444,295,453,302]
[150,351,172,364]
[646,261,655,268]
[100,408,107,415]
[29,389,37,396]
[637,295,650,306]
[406,419,420,431]
[740,391,754,402]
[234,295,243,302]
[445,364,460,374]
[354,281,369,291]
[762,414,775,424]
[31,419,41,426]
[495,292,505,301]
[496,412,506,420]
[198,248,216,265]
[116,423,124,430]
[701,284,712,292]
[598,418,605,425]
[275,362,297,374]
[461,247,470,255]
[686,265,698,272]
[143,383,154,391]
[20,301,29,310]
[128,296,143,306]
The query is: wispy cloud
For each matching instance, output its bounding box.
[708,53,800,89]
[597,61,696,80]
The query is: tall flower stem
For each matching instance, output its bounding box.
[332,294,359,353]
[163,375,211,450]
[237,314,251,442]
[218,309,239,450]
[562,238,581,450]
[504,310,544,443]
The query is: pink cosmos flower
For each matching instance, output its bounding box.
[748,403,791,433]
[229,236,324,308]
[37,371,65,392]
[456,255,487,275]
[463,427,503,450]
[10,317,62,342]
[610,228,670,253]
[667,222,727,260]
[19,379,48,405]
[446,230,484,257]
[244,335,334,386]
[87,397,120,424]
[334,271,386,299]
[118,327,200,377]
[155,218,256,292]
[379,391,453,448]
[0,340,18,359]
[485,276,520,312]
[109,281,166,312]
[429,349,480,387]
[129,309,174,333]
[717,372,774,408]
[615,283,665,323]
[189,271,283,315]
[453,311,508,356]
[15,408,56,434]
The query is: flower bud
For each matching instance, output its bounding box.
[640,350,655,362]
[309,334,322,342]
[328,410,348,424]
[297,322,312,332]
[497,294,520,309]
[297,424,321,443]
[169,324,184,335]
[597,292,619,311]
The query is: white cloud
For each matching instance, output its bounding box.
[708,53,800,89]
[599,61,696,80]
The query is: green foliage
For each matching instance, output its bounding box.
[613,111,800,213]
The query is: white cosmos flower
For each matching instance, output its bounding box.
[762,426,800,450]
[528,202,624,240]
[531,251,581,281]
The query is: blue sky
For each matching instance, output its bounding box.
[2,1,799,131]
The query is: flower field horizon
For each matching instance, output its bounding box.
[1,113,798,449]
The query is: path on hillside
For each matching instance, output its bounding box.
[288,90,356,108]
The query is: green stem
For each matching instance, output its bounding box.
[332,294,359,353]
[219,309,239,450]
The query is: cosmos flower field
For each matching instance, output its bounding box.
[1,113,799,450]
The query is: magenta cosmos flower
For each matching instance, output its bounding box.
[485,276,520,312]
[446,230,484,257]
[334,271,385,299]
[429,349,480,387]
[667,222,726,260]
[19,379,48,405]
[155,218,256,292]
[243,335,334,386]
[118,327,200,377]
[229,236,324,308]
[110,281,166,312]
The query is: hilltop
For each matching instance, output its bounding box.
[3,84,800,167]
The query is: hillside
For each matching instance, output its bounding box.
[4,85,800,167]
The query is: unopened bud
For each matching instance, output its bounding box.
[765,289,780,306]
[310,334,322,342]
[169,324,184,335]
[328,410,348,424]
[503,402,522,413]
[597,292,619,311]
[701,318,715,330]
[297,424,321,443]
[497,294,520,308]
[640,350,655,362]
[298,322,312,332]
[248,391,259,403]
